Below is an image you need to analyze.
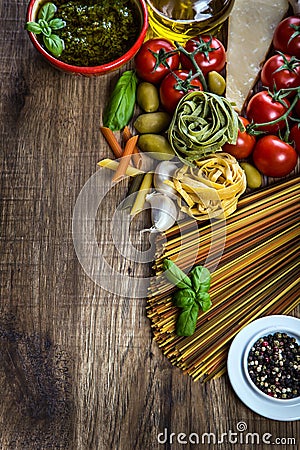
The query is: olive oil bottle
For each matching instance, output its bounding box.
[146,0,235,43]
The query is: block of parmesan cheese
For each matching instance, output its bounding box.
[226,0,289,112]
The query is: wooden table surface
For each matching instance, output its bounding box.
[1,2,299,449]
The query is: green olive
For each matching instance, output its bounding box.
[134,112,171,134]
[138,134,175,160]
[208,71,226,95]
[137,82,160,112]
[240,162,262,189]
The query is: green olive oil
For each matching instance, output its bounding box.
[147,0,235,43]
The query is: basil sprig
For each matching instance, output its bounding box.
[25,2,65,58]
[163,259,212,337]
[103,70,138,131]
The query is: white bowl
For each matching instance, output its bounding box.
[227,315,300,421]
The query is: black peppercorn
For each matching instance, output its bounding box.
[247,332,300,399]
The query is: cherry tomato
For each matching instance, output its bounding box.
[261,54,300,93]
[159,70,203,114]
[246,91,290,134]
[290,123,300,155]
[134,38,180,84]
[222,117,256,159]
[253,135,298,177]
[273,16,300,58]
[180,35,226,76]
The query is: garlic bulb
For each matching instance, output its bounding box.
[153,161,178,199]
[145,192,178,233]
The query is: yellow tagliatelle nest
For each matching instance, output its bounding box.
[166,153,246,220]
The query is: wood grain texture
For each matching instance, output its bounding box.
[0,2,299,449]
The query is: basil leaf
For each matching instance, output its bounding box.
[163,259,192,289]
[196,292,212,312]
[43,34,64,57]
[39,19,52,38]
[103,70,137,131]
[190,266,211,294]
[25,22,42,34]
[38,2,57,21]
[49,18,66,30]
[176,303,199,337]
[173,289,195,308]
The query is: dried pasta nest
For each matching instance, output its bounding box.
[168,91,241,164]
[165,153,246,220]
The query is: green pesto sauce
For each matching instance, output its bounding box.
[51,0,140,66]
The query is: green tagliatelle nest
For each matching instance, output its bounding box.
[168,91,242,164]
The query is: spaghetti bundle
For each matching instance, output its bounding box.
[147,177,300,381]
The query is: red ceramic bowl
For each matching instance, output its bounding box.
[26,0,148,75]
